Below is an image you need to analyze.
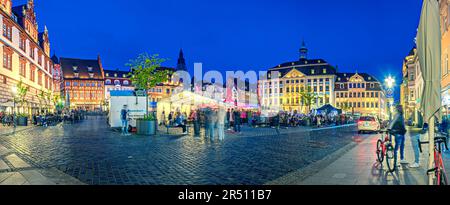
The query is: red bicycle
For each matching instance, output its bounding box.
[376,130,396,173]
[419,135,449,185]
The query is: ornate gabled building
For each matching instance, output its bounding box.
[334,72,388,119]
[258,41,337,113]
[0,0,54,114]
[104,69,134,102]
[400,47,422,125]
[59,56,105,111]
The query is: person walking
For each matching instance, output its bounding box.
[217,106,226,141]
[233,109,241,133]
[121,105,130,136]
[226,109,231,130]
[389,105,408,167]
[273,112,281,135]
[410,123,428,168]
[229,109,235,132]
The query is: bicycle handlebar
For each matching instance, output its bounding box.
[418,136,449,153]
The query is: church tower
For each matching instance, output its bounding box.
[299,40,308,61]
[176,49,187,71]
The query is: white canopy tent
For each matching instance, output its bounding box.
[417,0,442,185]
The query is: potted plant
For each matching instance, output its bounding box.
[137,113,157,135]
[127,53,171,136]
[16,113,28,126]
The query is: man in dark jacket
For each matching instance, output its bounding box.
[389,105,408,167]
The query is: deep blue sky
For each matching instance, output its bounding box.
[25,0,422,94]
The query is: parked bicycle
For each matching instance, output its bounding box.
[376,130,396,173]
[418,134,448,185]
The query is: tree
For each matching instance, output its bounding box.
[300,86,317,114]
[127,53,171,116]
[37,89,46,113]
[15,80,29,113]
[339,100,351,114]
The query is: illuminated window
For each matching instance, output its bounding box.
[2,21,12,40]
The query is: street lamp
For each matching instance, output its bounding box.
[11,86,17,128]
[384,76,396,122]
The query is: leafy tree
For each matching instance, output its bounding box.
[127,53,171,115]
[14,80,29,111]
[300,86,317,114]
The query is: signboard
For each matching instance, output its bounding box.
[135,90,147,97]
[109,91,147,128]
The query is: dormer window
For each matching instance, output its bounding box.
[73,66,78,71]
[323,69,327,74]
[114,73,118,77]
[106,73,109,77]
[88,66,93,72]
[89,73,94,78]
[311,69,315,75]
[74,73,79,78]
[123,74,127,78]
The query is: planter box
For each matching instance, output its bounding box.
[17,116,28,126]
[137,120,156,135]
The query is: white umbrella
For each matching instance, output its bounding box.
[417,0,442,185]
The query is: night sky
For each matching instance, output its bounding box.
[24,0,422,97]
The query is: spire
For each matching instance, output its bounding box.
[299,39,308,61]
[177,48,187,71]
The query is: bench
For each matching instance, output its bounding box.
[164,123,191,135]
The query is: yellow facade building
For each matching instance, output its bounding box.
[334,73,388,119]
[258,42,337,114]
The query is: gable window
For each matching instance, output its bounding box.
[19,58,26,77]
[29,44,35,59]
[3,46,12,70]
[37,70,42,85]
[30,66,35,82]
[19,34,26,51]
[38,53,42,66]
[2,20,12,41]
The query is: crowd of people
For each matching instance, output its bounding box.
[156,107,358,139]
[278,112,355,128]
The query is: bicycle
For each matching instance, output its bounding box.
[418,134,449,185]
[376,130,396,173]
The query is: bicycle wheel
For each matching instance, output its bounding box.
[385,144,396,173]
[376,140,384,163]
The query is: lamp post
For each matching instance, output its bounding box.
[11,86,17,128]
[385,76,396,122]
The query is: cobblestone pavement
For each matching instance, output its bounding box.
[0,116,362,185]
